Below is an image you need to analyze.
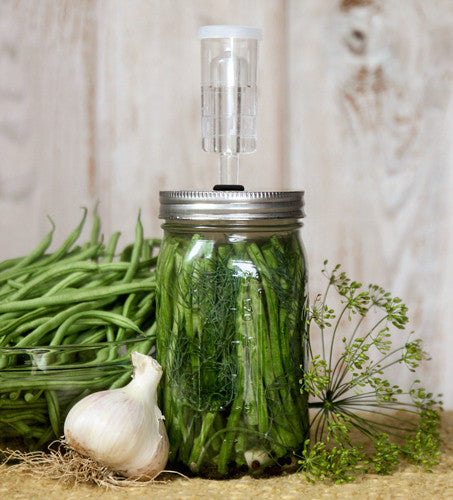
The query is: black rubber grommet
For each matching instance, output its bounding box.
[213,185,245,191]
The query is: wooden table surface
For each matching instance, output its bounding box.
[1,411,452,500]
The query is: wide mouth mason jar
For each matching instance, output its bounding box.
[156,191,308,478]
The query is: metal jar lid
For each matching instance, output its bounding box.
[159,191,305,220]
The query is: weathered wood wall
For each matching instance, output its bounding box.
[288,0,453,406]
[0,0,452,405]
[0,0,286,245]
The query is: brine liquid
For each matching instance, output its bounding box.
[156,230,309,478]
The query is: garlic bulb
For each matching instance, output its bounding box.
[64,351,169,479]
[244,449,272,469]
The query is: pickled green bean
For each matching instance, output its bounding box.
[157,231,308,477]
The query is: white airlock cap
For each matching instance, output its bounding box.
[198,25,262,40]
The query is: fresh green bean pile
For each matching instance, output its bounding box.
[156,231,309,477]
[0,210,158,449]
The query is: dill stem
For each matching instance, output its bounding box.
[333,406,418,432]
[334,408,376,440]
[340,407,409,439]
[317,409,329,442]
[329,314,366,391]
[334,346,411,399]
[318,272,334,363]
[327,303,348,391]
[330,316,400,396]
[338,399,421,414]
[347,312,386,351]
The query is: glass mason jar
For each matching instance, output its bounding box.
[156,191,308,478]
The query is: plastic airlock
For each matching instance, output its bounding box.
[198,25,262,188]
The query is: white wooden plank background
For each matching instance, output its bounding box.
[288,0,453,407]
[0,0,452,406]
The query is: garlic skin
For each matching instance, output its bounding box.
[244,449,272,469]
[64,351,169,479]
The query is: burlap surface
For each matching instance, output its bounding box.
[1,411,452,500]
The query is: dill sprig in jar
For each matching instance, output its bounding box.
[156,190,309,477]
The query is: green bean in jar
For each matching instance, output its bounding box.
[156,191,309,478]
